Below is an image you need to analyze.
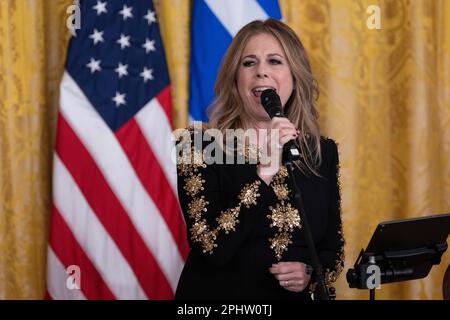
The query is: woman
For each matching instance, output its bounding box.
[175,19,344,300]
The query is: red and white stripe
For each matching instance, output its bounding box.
[47,72,189,299]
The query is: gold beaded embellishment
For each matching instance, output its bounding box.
[177,127,261,254]
[267,166,302,260]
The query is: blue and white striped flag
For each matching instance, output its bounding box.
[189,0,283,122]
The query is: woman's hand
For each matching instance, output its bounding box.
[257,117,298,185]
[269,261,312,293]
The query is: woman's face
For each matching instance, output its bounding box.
[237,33,294,122]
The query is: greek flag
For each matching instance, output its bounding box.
[189,0,283,122]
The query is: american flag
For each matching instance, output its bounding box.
[46,0,188,299]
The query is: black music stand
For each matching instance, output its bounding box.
[347,213,450,300]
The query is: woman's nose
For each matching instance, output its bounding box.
[256,62,269,78]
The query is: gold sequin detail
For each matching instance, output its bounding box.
[268,203,301,232]
[177,154,192,177]
[179,128,261,254]
[274,166,288,180]
[309,147,346,294]
[216,207,240,234]
[272,183,289,201]
[245,143,262,163]
[324,251,345,287]
[266,166,302,261]
[176,127,207,177]
[269,233,293,261]
[177,149,207,177]
[326,158,345,286]
[188,196,208,220]
[236,139,262,163]
[190,220,218,254]
[238,181,261,208]
[271,166,290,201]
[184,174,205,196]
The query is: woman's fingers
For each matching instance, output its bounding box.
[270,261,304,273]
[279,133,297,146]
[269,262,312,292]
[268,129,297,149]
[279,278,307,292]
[268,118,298,149]
[280,279,305,287]
[278,273,306,280]
[270,117,296,129]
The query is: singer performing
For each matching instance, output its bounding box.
[174,19,345,300]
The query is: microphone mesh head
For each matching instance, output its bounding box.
[260,89,282,118]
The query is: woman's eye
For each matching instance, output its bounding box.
[242,60,255,67]
[269,59,281,65]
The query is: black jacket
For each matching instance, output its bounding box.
[175,127,344,300]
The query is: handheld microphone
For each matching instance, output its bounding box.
[261,90,332,300]
[260,89,300,161]
[260,89,284,117]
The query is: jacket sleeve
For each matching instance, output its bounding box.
[176,126,276,266]
[315,139,345,290]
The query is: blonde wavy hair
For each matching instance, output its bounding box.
[208,19,322,175]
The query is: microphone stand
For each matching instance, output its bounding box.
[282,147,335,300]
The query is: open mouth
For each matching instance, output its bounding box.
[252,86,276,98]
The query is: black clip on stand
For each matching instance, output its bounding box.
[347,249,379,300]
[283,144,335,300]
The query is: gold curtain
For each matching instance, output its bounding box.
[155,0,190,129]
[280,0,450,299]
[0,0,448,299]
[0,0,72,299]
